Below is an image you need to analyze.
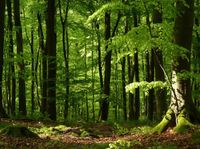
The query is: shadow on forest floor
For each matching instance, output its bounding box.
[0,118,200,148]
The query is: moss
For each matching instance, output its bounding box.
[153,109,174,134]
[0,125,39,138]
[174,109,194,133]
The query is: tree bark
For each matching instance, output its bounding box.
[134,48,140,120]
[37,13,47,114]
[100,11,111,121]
[0,0,8,118]
[128,55,134,120]
[46,0,57,120]
[14,0,26,116]
[154,0,200,133]
[7,0,16,116]
[152,7,167,120]
[133,15,140,120]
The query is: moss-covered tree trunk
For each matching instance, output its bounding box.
[154,0,200,133]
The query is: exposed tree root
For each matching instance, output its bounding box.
[174,109,193,133]
[153,108,194,134]
[153,109,174,134]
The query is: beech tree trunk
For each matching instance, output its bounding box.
[154,0,200,133]
[14,0,26,116]
[58,0,70,120]
[7,0,16,116]
[152,7,167,120]
[128,55,134,120]
[133,15,140,120]
[37,13,47,114]
[46,0,57,120]
[100,11,111,121]
[0,0,8,118]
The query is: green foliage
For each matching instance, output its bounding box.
[80,130,90,137]
[86,2,130,24]
[107,140,142,149]
[126,81,168,95]
[107,140,131,149]
[114,123,129,135]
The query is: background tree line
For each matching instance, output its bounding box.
[0,0,200,129]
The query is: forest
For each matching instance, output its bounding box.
[0,0,200,148]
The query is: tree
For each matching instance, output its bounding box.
[0,0,8,118]
[133,15,140,120]
[58,0,70,120]
[37,13,47,114]
[46,0,57,120]
[14,0,27,116]
[154,0,200,133]
[100,10,111,121]
[152,1,167,120]
[7,0,16,116]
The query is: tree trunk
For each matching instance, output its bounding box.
[37,13,47,114]
[121,14,129,121]
[46,0,57,120]
[100,11,111,121]
[134,48,140,120]
[148,49,155,121]
[0,0,8,118]
[128,55,134,120]
[58,0,70,120]
[95,22,104,119]
[121,56,127,120]
[7,0,16,116]
[14,0,26,116]
[152,4,167,120]
[30,27,35,114]
[133,15,140,120]
[154,0,200,134]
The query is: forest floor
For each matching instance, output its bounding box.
[0,118,200,149]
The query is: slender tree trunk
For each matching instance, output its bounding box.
[14,0,26,116]
[121,13,129,121]
[114,53,119,121]
[84,44,89,121]
[152,5,167,120]
[0,0,8,118]
[96,23,103,90]
[7,0,16,116]
[148,49,155,120]
[92,39,95,121]
[95,22,104,119]
[30,27,35,114]
[134,48,140,119]
[58,0,70,120]
[100,11,111,121]
[121,56,127,120]
[37,13,47,114]
[128,55,134,120]
[46,0,57,120]
[133,15,140,120]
